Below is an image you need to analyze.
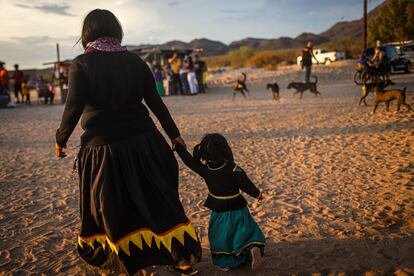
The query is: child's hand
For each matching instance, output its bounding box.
[55,144,67,158]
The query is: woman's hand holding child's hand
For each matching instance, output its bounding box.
[172,136,186,150]
[55,144,67,158]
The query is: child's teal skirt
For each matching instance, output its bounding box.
[208,207,265,268]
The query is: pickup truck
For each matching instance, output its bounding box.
[296,49,346,65]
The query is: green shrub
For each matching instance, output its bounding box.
[246,51,281,69]
[227,46,255,68]
[204,47,301,70]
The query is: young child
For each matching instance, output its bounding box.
[21,79,30,104]
[174,133,265,272]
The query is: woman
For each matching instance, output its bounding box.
[185,56,197,95]
[55,9,201,275]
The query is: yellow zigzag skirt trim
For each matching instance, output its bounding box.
[78,222,198,256]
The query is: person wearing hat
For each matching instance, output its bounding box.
[301,41,319,83]
[13,64,24,103]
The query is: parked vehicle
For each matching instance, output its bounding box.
[363,45,411,74]
[400,42,414,68]
[296,49,346,65]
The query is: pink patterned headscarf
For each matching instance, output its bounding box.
[85,37,127,53]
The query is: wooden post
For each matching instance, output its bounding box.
[363,0,367,49]
[56,43,60,63]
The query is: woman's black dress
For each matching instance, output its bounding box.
[56,51,201,274]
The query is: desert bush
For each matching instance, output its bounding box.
[246,51,281,69]
[204,54,231,69]
[204,47,301,69]
[321,36,362,58]
[227,46,255,68]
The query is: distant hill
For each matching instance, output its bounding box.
[129,38,229,56]
[128,1,385,56]
[188,38,229,56]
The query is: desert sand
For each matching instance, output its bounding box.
[1,64,414,275]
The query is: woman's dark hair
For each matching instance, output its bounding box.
[187,56,194,70]
[193,133,234,165]
[80,9,123,48]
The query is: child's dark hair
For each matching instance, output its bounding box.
[193,133,234,165]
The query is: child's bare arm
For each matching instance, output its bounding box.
[233,165,262,199]
[174,143,206,176]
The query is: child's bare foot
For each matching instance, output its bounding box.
[167,265,199,275]
[214,265,230,272]
[250,247,263,271]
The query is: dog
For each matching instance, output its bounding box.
[266,83,280,101]
[372,86,413,114]
[287,76,321,99]
[233,73,249,100]
[359,79,391,106]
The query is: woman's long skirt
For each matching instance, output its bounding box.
[208,207,265,269]
[76,129,202,274]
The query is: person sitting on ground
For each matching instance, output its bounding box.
[174,133,266,272]
[37,76,53,104]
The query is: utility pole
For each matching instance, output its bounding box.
[56,43,60,63]
[363,0,367,49]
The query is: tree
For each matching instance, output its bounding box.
[368,0,414,45]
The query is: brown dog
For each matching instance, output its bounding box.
[287,76,321,99]
[266,83,280,101]
[360,79,391,106]
[372,86,413,113]
[233,73,249,100]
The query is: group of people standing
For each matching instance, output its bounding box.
[0,62,31,107]
[151,52,207,97]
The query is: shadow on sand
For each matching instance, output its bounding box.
[189,235,414,275]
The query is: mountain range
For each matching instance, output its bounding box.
[128,2,384,56]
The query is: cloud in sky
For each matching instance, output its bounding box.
[0,36,83,69]
[1,0,384,68]
[15,2,73,16]
[168,1,180,6]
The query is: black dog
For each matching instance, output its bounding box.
[359,79,391,106]
[372,86,413,114]
[266,83,280,101]
[287,76,321,99]
[233,73,249,100]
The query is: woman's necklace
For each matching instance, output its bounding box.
[207,162,227,171]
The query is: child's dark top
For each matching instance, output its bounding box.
[175,143,262,212]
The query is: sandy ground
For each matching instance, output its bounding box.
[1,65,414,275]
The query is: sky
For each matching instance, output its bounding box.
[0,0,383,69]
